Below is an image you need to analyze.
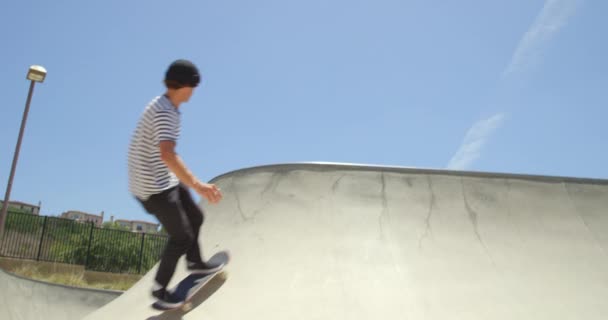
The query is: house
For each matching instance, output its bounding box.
[115,219,160,233]
[0,200,41,215]
[61,210,104,227]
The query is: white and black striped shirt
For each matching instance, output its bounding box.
[128,95,181,200]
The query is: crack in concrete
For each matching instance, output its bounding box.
[378,172,389,241]
[418,175,435,250]
[332,174,346,193]
[563,182,608,258]
[254,172,286,217]
[461,181,483,244]
[461,178,496,266]
[231,175,249,222]
[261,171,283,198]
[505,179,525,243]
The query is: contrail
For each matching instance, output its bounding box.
[447,113,506,170]
[447,0,579,170]
[503,0,580,77]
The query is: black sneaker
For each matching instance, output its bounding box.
[152,288,182,309]
[187,261,223,274]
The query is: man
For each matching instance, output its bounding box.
[128,59,223,307]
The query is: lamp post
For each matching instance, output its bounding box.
[0,65,47,240]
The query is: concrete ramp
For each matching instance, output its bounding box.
[81,163,608,319]
[0,268,120,320]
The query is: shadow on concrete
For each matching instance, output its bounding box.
[145,272,227,320]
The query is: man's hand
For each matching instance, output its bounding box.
[194,182,223,204]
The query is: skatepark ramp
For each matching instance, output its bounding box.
[80,163,608,320]
[3,163,606,319]
[0,268,120,320]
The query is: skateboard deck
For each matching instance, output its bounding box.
[151,250,230,311]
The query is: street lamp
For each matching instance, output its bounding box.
[0,65,47,240]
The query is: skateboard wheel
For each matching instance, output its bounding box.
[182,302,193,311]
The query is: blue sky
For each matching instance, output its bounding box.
[1,0,606,222]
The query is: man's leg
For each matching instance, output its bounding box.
[140,186,195,289]
[177,183,205,264]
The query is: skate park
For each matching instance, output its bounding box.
[2,162,607,319]
[4,1,608,318]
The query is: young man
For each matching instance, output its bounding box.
[128,59,223,307]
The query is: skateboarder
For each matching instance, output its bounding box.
[127,59,223,307]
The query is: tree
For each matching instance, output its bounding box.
[102,221,130,231]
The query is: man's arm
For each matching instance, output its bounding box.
[159,140,222,203]
[159,140,199,188]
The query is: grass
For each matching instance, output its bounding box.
[10,264,138,291]
[87,279,136,291]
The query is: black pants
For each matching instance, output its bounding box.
[138,183,204,289]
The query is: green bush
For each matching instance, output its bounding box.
[2,212,167,274]
[5,211,43,234]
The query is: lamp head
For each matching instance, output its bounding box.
[26,65,47,83]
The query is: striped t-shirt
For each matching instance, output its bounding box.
[128,95,181,200]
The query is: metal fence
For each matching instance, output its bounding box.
[0,211,168,274]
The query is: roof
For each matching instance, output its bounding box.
[114,219,157,225]
[1,200,39,208]
[63,210,102,218]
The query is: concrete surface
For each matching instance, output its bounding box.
[0,267,121,320]
[0,256,85,275]
[81,163,608,320]
[0,257,142,286]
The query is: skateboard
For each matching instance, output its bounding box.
[151,250,230,311]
